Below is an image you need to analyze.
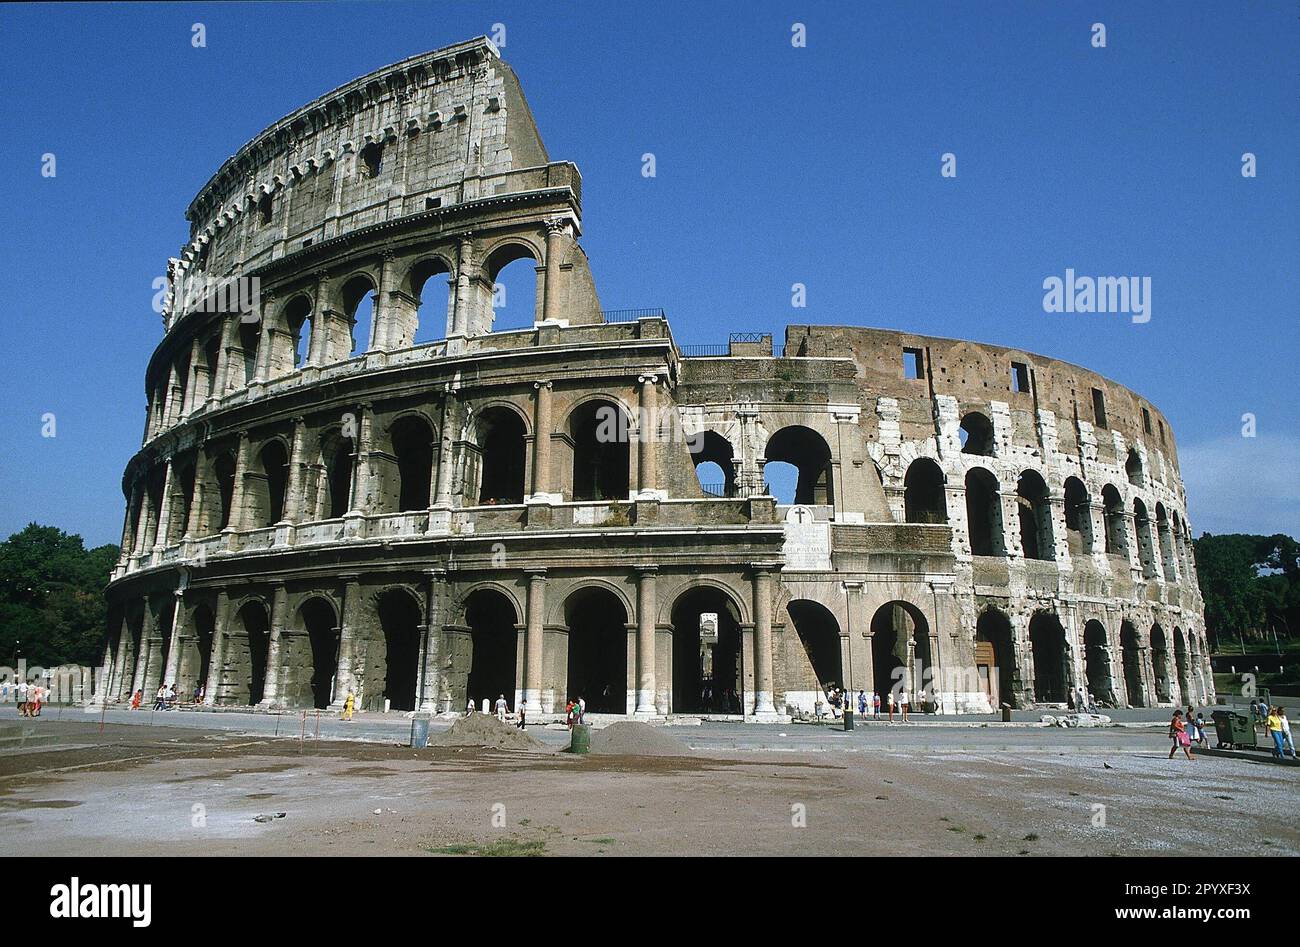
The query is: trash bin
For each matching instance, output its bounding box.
[1001,704,1012,723]
[1211,710,1255,749]
[409,715,430,749]
[843,708,855,731]
[569,723,591,754]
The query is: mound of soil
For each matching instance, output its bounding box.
[588,721,691,757]
[432,713,545,751]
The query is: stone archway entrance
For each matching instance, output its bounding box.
[565,587,629,714]
[671,587,743,714]
[465,589,519,713]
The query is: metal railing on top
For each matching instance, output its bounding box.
[601,308,665,323]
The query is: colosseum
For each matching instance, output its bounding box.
[101,37,1214,721]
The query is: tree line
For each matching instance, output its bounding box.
[1194,533,1299,652]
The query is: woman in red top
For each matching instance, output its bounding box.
[1168,709,1193,760]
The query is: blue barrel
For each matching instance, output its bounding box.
[410,716,430,749]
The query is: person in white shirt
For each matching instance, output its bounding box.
[494,694,508,721]
[16,681,29,717]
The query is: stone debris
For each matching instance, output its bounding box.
[1041,713,1112,728]
[587,721,691,757]
[431,713,545,751]
[253,812,286,823]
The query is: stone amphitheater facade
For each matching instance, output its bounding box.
[101,38,1213,720]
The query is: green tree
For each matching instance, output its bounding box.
[0,524,118,667]
[1195,532,1300,652]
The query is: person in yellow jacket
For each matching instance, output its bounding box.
[1266,708,1285,758]
[342,691,355,722]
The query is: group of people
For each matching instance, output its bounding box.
[1167,705,1211,759]
[1169,701,1297,760]
[816,687,921,723]
[1257,701,1297,759]
[4,680,46,716]
[126,683,193,710]
[461,694,531,730]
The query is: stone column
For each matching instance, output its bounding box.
[331,577,360,708]
[542,217,566,322]
[530,381,553,500]
[131,480,153,564]
[433,389,458,508]
[451,236,473,337]
[637,374,658,497]
[135,604,163,697]
[634,566,658,715]
[215,313,240,396]
[307,274,333,367]
[258,582,288,708]
[751,565,779,717]
[228,432,252,533]
[181,336,204,418]
[152,459,177,553]
[374,252,399,350]
[203,591,231,705]
[186,451,210,537]
[418,568,447,712]
[162,589,187,689]
[523,568,547,714]
[348,403,373,514]
[109,615,132,700]
[284,417,308,523]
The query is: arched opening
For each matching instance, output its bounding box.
[1173,627,1190,702]
[376,589,421,712]
[484,243,539,331]
[283,295,313,368]
[671,586,744,714]
[1121,621,1146,706]
[319,431,354,520]
[222,601,270,706]
[1016,469,1053,560]
[1150,623,1170,702]
[1083,620,1113,705]
[570,399,630,501]
[870,601,931,707]
[1028,612,1069,703]
[187,603,215,698]
[213,452,237,530]
[1063,476,1093,556]
[409,257,453,345]
[255,440,289,527]
[959,412,994,456]
[903,458,947,524]
[342,274,376,358]
[1156,503,1177,578]
[786,600,843,697]
[390,415,434,512]
[975,608,1016,709]
[238,320,260,385]
[763,425,833,505]
[465,588,519,712]
[1102,484,1127,557]
[476,407,526,504]
[691,430,735,498]
[1133,498,1157,578]
[172,460,197,544]
[964,467,1003,556]
[565,587,629,714]
[289,597,339,710]
[1125,448,1143,487]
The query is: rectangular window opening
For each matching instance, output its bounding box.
[425,197,441,210]
[1091,388,1108,429]
[903,347,925,380]
[1011,361,1030,394]
[1141,407,1153,434]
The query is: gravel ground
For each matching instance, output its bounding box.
[1,718,1294,857]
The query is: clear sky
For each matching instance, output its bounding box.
[0,1,1295,547]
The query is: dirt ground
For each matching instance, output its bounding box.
[1,720,1296,856]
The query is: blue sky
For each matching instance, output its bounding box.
[0,1,1295,546]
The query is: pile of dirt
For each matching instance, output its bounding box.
[588,721,692,757]
[432,713,545,751]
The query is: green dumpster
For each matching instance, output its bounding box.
[569,723,591,754]
[1211,710,1255,750]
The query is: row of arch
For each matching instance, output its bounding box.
[902,456,1194,577]
[147,239,552,443]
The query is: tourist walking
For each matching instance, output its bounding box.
[28,684,42,717]
[495,694,508,721]
[154,685,167,711]
[516,704,527,730]
[577,696,586,724]
[858,690,867,717]
[900,688,910,723]
[342,690,355,721]
[887,690,895,722]
[1168,709,1193,760]
[1194,712,1209,747]
[16,680,28,716]
[1278,706,1295,758]
[130,688,142,710]
[466,697,475,716]
[873,691,881,719]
